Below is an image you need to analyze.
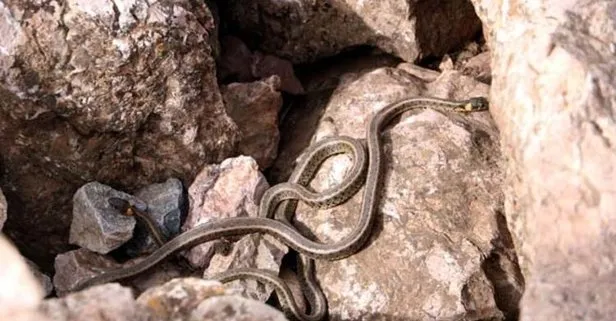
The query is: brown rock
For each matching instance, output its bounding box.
[52,248,123,297]
[136,278,226,321]
[222,77,283,169]
[251,52,305,95]
[471,0,616,320]
[221,0,482,63]
[191,295,289,321]
[0,0,239,268]
[183,156,281,268]
[41,283,142,321]
[273,64,510,319]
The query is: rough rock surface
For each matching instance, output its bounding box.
[137,278,289,321]
[221,76,283,169]
[271,65,511,320]
[0,0,239,266]
[471,0,616,320]
[221,0,482,63]
[69,182,139,254]
[53,248,124,296]
[218,36,305,94]
[0,235,47,320]
[41,284,141,321]
[183,156,276,268]
[0,187,6,230]
[191,295,289,321]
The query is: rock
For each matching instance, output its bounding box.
[251,51,305,95]
[220,0,482,63]
[204,234,288,303]
[24,258,54,297]
[0,0,239,268]
[218,36,254,83]
[272,64,508,319]
[122,178,187,257]
[182,156,275,268]
[191,295,289,321]
[136,278,225,320]
[471,0,616,320]
[0,187,6,230]
[222,77,283,169]
[69,182,140,254]
[52,248,123,297]
[0,235,45,320]
[460,51,492,84]
[41,283,142,321]
[136,277,289,321]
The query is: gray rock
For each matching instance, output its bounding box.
[122,178,187,257]
[471,0,616,320]
[69,182,140,254]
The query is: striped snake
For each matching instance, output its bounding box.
[71,96,489,321]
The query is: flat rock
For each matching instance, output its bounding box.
[272,64,509,320]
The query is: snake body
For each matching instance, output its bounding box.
[71,96,489,320]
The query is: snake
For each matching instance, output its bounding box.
[70,96,489,320]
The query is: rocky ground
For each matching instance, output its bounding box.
[0,0,614,320]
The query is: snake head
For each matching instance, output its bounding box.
[469,97,489,111]
[108,197,131,215]
[454,97,489,113]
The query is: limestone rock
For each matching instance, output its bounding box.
[471,0,616,320]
